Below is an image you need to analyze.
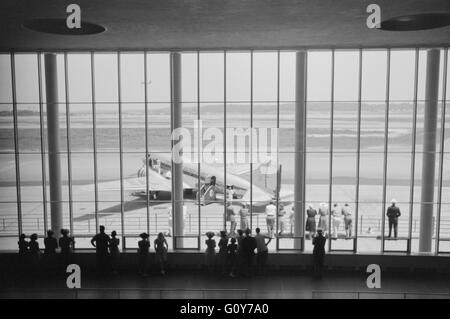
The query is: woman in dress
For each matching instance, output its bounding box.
[109,231,120,274]
[205,231,216,273]
[318,203,329,235]
[154,232,168,275]
[137,232,150,277]
[305,204,317,240]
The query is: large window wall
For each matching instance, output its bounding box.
[0,49,448,253]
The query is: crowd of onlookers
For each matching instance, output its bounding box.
[15,225,275,278]
[16,223,328,280]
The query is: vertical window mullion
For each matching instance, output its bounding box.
[250,50,254,227]
[302,52,308,252]
[64,52,74,236]
[169,52,175,249]
[408,48,420,254]
[10,53,22,236]
[117,52,125,248]
[381,49,391,252]
[354,49,363,253]
[37,52,48,235]
[223,51,227,231]
[276,50,280,251]
[90,52,99,233]
[328,50,335,252]
[144,52,150,236]
[197,51,201,248]
[436,48,448,254]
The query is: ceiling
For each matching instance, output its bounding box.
[0,0,449,51]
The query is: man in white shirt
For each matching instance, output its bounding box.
[255,227,272,275]
[265,201,276,237]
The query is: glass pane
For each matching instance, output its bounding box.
[14,54,39,104]
[19,153,43,202]
[226,52,251,102]
[0,54,12,103]
[0,203,18,237]
[97,152,121,202]
[120,53,144,103]
[67,54,92,103]
[0,154,17,202]
[307,51,332,102]
[279,51,295,102]
[253,51,278,102]
[389,50,416,101]
[199,52,224,102]
[334,50,360,102]
[147,53,170,103]
[362,50,387,101]
[306,102,331,152]
[181,52,198,103]
[71,152,95,202]
[17,104,41,152]
[0,104,15,152]
[122,103,145,152]
[93,53,118,103]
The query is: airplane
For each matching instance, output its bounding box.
[125,153,294,209]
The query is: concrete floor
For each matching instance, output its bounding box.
[1,269,450,299]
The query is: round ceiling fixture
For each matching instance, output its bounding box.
[23,18,106,35]
[380,13,450,31]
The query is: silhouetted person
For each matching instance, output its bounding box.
[18,233,29,255]
[91,225,110,274]
[109,231,120,274]
[255,228,271,275]
[241,228,257,277]
[312,228,326,279]
[138,232,150,277]
[18,233,29,275]
[227,237,238,277]
[59,229,74,266]
[154,232,168,275]
[218,230,229,275]
[387,199,401,239]
[43,230,58,271]
[236,229,245,276]
[29,233,41,276]
[205,231,216,274]
[44,230,58,256]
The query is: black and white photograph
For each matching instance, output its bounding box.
[0,0,449,305]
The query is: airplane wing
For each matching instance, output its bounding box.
[86,169,193,194]
[226,158,276,176]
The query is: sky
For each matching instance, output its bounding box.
[0,50,449,112]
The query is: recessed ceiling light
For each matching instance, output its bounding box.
[23,18,106,35]
[380,13,450,31]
